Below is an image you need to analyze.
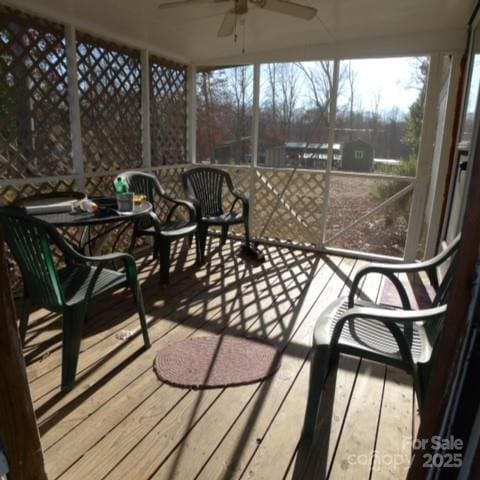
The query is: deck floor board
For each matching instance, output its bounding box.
[22,239,415,479]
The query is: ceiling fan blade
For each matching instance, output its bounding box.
[260,0,317,20]
[158,0,226,10]
[218,10,237,37]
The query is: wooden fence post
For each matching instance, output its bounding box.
[0,228,47,480]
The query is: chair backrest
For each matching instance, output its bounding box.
[182,167,229,217]
[117,171,165,204]
[422,235,461,350]
[0,207,64,308]
[431,234,461,307]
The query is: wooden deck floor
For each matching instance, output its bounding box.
[23,238,418,480]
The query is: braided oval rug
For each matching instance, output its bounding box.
[154,335,281,389]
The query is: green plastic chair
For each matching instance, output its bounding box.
[117,171,199,283]
[182,167,250,263]
[302,235,461,439]
[0,206,150,391]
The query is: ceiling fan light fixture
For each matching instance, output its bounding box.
[158,0,318,38]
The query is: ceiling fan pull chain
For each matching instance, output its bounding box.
[234,12,238,43]
[241,15,246,54]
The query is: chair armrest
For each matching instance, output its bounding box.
[350,235,461,287]
[223,172,249,215]
[64,243,137,276]
[81,252,139,303]
[231,190,248,203]
[355,261,433,275]
[178,183,202,219]
[161,190,188,207]
[144,210,163,232]
[146,174,196,222]
[230,190,249,217]
[164,197,197,223]
[53,225,136,269]
[341,304,447,324]
[54,232,139,292]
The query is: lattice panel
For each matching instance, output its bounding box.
[253,168,325,245]
[156,166,185,199]
[0,6,72,179]
[77,34,142,173]
[85,174,115,197]
[0,179,75,205]
[150,56,187,166]
[221,166,251,198]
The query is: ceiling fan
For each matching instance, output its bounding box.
[158,0,317,38]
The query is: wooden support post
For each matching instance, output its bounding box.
[404,54,442,261]
[0,229,47,480]
[141,50,152,169]
[249,63,260,236]
[320,59,340,249]
[187,65,197,164]
[424,54,462,259]
[65,24,85,192]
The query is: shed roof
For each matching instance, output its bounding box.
[285,142,341,150]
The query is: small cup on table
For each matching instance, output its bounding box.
[133,194,146,211]
[116,192,133,212]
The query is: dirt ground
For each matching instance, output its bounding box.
[326,176,410,257]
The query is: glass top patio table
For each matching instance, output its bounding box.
[33,201,152,227]
[31,199,153,254]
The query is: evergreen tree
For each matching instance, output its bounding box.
[402,59,428,158]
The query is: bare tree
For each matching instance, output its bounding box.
[267,64,277,127]
[227,65,253,163]
[278,63,299,140]
[369,89,382,147]
[264,63,300,144]
[295,61,349,144]
[196,71,227,162]
[296,61,332,113]
[346,61,356,141]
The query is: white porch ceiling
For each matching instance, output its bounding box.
[4,0,476,65]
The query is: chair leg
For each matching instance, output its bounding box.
[194,231,202,264]
[128,232,137,254]
[153,237,160,260]
[412,365,424,411]
[198,224,208,263]
[158,239,171,283]
[187,234,193,248]
[18,299,31,347]
[244,219,251,247]
[302,345,333,441]
[61,305,86,391]
[220,224,229,245]
[132,282,150,348]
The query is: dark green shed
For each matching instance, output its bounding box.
[341,139,374,172]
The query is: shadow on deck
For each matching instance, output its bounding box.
[22,238,417,480]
